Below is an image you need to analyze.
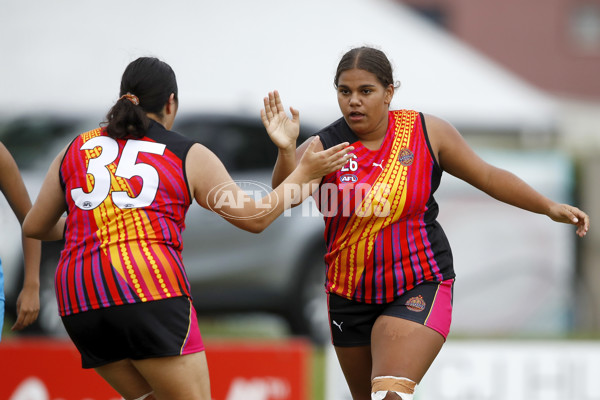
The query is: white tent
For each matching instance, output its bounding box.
[0,0,556,132]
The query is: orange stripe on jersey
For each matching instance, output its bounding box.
[330,111,417,298]
[57,122,194,316]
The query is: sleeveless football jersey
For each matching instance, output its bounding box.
[316,110,454,304]
[57,121,196,316]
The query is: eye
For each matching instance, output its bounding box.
[338,88,350,95]
[362,88,373,95]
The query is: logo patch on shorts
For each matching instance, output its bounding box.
[405,295,426,312]
[398,148,414,166]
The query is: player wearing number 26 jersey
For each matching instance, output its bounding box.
[317,110,455,304]
[58,120,195,317]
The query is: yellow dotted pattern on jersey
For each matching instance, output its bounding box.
[329,110,417,298]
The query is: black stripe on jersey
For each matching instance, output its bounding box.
[314,117,359,150]
[145,120,197,206]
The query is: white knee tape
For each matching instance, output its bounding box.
[371,376,416,400]
[132,392,154,400]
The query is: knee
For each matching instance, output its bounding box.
[371,376,416,400]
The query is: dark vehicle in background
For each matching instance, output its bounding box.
[0,113,330,344]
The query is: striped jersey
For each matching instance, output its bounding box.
[316,110,454,304]
[57,121,196,316]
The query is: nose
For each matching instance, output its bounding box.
[349,93,361,106]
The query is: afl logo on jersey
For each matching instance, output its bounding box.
[405,295,426,312]
[398,148,414,166]
[339,174,358,183]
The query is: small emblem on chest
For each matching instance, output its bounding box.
[398,148,414,166]
[339,174,358,183]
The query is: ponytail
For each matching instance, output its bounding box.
[105,93,149,139]
[104,57,178,139]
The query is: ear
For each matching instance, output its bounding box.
[165,93,177,115]
[384,84,394,105]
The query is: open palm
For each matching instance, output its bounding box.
[261,90,300,150]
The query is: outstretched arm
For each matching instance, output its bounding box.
[187,138,353,233]
[427,114,590,237]
[0,143,41,330]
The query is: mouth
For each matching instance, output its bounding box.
[348,111,364,122]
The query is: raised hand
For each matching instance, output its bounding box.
[297,137,354,181]
[261,90,300,150]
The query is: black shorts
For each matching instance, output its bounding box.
[61,296,204,369]
[328,279,454,347]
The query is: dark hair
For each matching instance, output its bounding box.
[334,46,399,89]
[104,57,178,139]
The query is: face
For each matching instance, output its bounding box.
[336,68,394,140]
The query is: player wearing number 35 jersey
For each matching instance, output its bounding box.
[58,121,194,316]
[23,57,353,400]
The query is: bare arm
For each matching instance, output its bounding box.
[426,114,590,237]
[187,138,353,233]
[261,91,326,189]
[0,142,41,330]
[23,148,68,241]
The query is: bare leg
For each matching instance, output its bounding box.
[371,316,444,398]
[94,359,154,400]
[334,345,372,400]
[133,352,211,400]
[95,352,210,400]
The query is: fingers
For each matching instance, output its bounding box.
[290,107,300,123]
[305,135,321,153]
[323,141,355,158]
[308,138,354,169]
[262,91,294,121]
[262,95,274,121]
[11,307,38,331]
[260,109,269,129]
[571,207,590,237]
[273,90,285,113]
[558,204,590,237]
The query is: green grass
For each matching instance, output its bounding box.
[311,346,326,400]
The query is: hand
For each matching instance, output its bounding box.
[260,90,300,150]
[11,285,40,331]
[297,137,354,181]
[548,203,590,237]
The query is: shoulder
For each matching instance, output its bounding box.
[422,113,454,130]
[421,113,462,145]
[146,121,198,159]
[315,117,358,149]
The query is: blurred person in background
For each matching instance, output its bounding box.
[22,56,353,400]
[0,142,41,339]
[262,46,590,400]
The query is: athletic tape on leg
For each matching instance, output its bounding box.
[371,376,416,400]
[132,392,154,400]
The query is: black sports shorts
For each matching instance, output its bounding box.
[328,279,454,347]
[61,296,204,368]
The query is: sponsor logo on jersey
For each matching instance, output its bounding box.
[339,174,358,183]
[398,148,414,166]
[405,295,426,312]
